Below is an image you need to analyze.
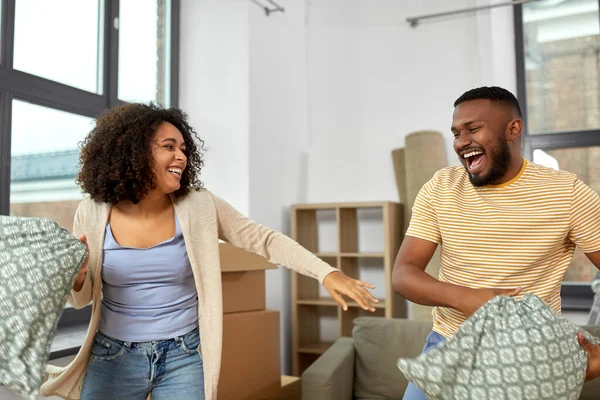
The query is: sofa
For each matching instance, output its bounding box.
[301,317,600,400]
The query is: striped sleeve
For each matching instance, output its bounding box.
[568,178,600,253]
[405,173,441,244]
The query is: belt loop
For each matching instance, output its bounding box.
[124,341,132,350]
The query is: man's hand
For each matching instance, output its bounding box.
[455,287,522,318]
[578,332,600,381]
[73,234,89,292]
[323,271,379,311]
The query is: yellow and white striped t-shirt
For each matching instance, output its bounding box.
[406,159,600,338]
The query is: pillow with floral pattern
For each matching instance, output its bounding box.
[0,216,87,399]
[398,294,600,400]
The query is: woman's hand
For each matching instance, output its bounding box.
[323,271,379,311]
[73,234,89,292]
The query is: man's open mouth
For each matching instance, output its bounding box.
[463,150,485,174]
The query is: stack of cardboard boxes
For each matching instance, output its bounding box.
[218,243,282,400]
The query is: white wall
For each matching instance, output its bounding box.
[248,0,311,375]
[181,0,517,375]
[179,0,250,215]
[305,0,516,203]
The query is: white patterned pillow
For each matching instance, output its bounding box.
[0,216,87,399]
[398,294,600,400]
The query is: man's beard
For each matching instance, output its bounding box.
[468,136,512,187]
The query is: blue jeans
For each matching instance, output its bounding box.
[402,331,446,400]
[81,328,204,400]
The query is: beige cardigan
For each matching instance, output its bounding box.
[40,189,338,400]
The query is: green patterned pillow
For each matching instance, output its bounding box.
[0,216,88,399]
[398,294,600,400]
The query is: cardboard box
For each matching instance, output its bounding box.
[264,376,301,400]
[219,243,277,273]
[220,243,277,314]
[219,310,281,400]
[222,270,266,314]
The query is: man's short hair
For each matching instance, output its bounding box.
[454,86,523,119]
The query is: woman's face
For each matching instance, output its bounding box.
[151,122,188,195]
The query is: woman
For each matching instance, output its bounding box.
[40,103,378,400]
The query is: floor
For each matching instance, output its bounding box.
[0,355,75,399]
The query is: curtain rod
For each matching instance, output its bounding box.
[406,0,541,28]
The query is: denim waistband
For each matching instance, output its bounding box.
[96,326,199,349]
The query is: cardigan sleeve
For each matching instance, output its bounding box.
[65,202,93,309]
[211,193,339,284]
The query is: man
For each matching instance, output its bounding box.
[392,86,600,400]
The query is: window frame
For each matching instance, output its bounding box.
[513,0,600,310]
[0,0,180,214]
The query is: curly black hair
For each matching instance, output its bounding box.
[77,102,205,204]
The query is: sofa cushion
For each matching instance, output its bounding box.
[353,317,432,399]
[0,216,87,399]
[397,295,600,400]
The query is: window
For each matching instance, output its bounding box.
[14,0,104,93]
[10,100,93,229]
[0,0,180,346]
[521,0,600,135]
[516,0,600,302]
[119,0,172,104]
[0,0,180,216]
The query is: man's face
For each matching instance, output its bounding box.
[451,99,513,187]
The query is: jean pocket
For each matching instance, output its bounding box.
[90,332,127,361]
[180,328,200,354]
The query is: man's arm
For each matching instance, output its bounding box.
[392,236,458,307]
[392,236,520,317]
[586,250,600,270]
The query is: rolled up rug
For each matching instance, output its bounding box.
[395,130,448,321]
[0,216,87,399]
[404,130,448,212]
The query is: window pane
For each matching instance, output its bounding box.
[10,100,93,232]
[118,0,171,105]
[13,0,103,93]
[522,0,600,134]
[533,147,600,283]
